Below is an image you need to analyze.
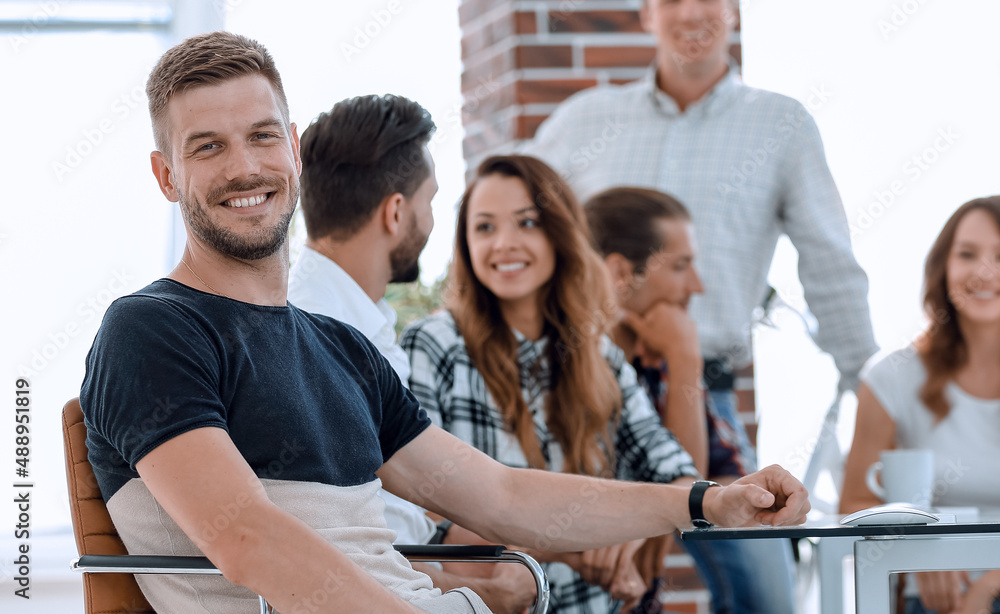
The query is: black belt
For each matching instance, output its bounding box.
[703,358,734,392]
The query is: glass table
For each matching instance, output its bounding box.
[680,511,1000,614]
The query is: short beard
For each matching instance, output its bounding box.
[389,257,420,284]
[388,215,428,284]
[180,179,298,261]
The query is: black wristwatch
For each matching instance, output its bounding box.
[688,480,721,528]
[429,519,453,544]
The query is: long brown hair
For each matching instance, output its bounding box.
[447,155,620,477]
[917,195,1000,418]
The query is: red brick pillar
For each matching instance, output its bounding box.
[459,3,748,612]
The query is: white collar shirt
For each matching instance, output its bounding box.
[288,246,411,385]
[288,246,432,546]
[526,63,878,390]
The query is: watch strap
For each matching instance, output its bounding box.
[429,519,454,544]
[688,480,720,528]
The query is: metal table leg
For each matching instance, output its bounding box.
[818,535,856,614]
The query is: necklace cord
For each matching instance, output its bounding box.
[181,259,230,299]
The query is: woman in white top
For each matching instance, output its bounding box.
[841,195,1000,614]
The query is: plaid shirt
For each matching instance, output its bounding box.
[401,311,698,614]
[525,63,878,391]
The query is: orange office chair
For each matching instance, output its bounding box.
[63,398,549,614]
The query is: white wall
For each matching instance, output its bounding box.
[743,0,1000,504]
[0,2,463,608]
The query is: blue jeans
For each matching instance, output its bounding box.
[707,389,758,473]
[692,390,794,612]
[681,536,797,614]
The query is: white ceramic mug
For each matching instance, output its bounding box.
[865,449,935,506]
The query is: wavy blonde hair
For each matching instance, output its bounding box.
[916,195,1000,419]
[447,155,620,477]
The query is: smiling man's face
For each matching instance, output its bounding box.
[152,74,302,261]
[641,0,737,73]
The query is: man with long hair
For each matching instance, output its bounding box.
[79,31,810,614]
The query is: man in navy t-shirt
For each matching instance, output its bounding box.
[80,30,811,614]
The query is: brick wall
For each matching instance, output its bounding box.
[458,2,750,613]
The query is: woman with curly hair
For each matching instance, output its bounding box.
[401,155,698,613]
[841,195,1000,614]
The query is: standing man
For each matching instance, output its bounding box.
[528,0,877,469]
[527,1,878,611]
[288,94,535,614]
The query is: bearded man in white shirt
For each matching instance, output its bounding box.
[288,94,536,614]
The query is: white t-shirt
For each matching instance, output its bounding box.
[862,346,1000,508]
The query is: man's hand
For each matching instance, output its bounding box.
[575,540,644,592]
[621,302,709,474]
[621,303,701,368]
[632,534,672,586]
[609,557,646,611]
[476,562,538,614]
[914,571,967,613]
[949,570,1000,614]
[702,464,810,527]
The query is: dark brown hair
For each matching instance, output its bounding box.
[146,31,289,156]
[448,155,620,477]
[917,195,1000,418]
[584,186,691,271]
[299,94,435,240]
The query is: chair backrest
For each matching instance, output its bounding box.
[63,397,154,614]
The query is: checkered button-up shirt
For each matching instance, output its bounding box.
[401,311,698,613]
[525,64,878,391]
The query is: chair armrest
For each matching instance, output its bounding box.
[73,547,550,614]
[394,544,507,559]
[72,555,274,614]
[394,545,550,614]
[72,554,221,575]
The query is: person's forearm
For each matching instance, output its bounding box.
[476,469,689,552]
[664,363,708,476]
[208,503,422,613]
[382,432,806,559]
